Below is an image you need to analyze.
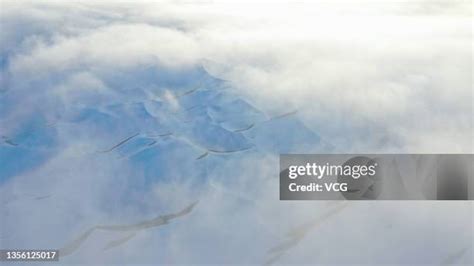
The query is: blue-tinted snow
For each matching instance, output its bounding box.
[0,65,327,186]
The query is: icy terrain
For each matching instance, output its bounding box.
[0,63,335,263]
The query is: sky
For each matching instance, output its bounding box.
[0,0,472,265]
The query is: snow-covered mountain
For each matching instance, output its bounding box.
[0,64,328,185]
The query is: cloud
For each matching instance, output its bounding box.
[0,0,472,265]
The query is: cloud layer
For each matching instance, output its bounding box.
[0,1,472,265]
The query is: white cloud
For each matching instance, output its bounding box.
[7,0,468,152]
[0,1,472,265]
